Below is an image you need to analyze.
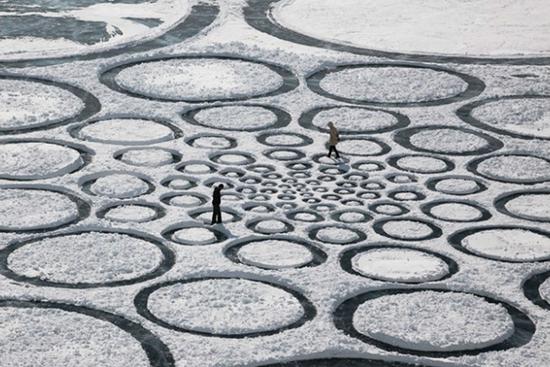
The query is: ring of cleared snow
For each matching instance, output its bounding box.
[0,186,89,232]
[468,153,550,184]
[0,300,173,367]
[189,206,243,224]
[83,173,153,199]
[374,218,442,241]
[115,147,181,167]
[0,139,90,180]
[160,175,197,190]
[246,218,294,234]
[386,173,418,184]
[135,277,316,337]
[450,226,550,262]
[161,223,227,246]
[334,288,535,356]
[183,104,290,131]
[103,56,298,102]
[264,148,306,161]
[388,154,454,174]
[161,192,208,208]
[394,125,503,155]
[185,134,237,150]
[176,160,218,175]
[458,95,550,140]
[0,75,99,134]
[309,225,366,245]
[257,357,430,367]
[333,137,390,157]
[210,151,256,166]
[340,245,456,283]
[496,190,550,222]
[0,230,173,288]
[225,236,326,270]
[257,131,313,147]
[330,209,372,223]
[299,106,409,134]
[307,64,483,107]
[426,175,487,196]
[422,200,491,223]
[97,202,165,223]
[71,118,182,145]
[368,201,410,216]
[524,270,550,310]
[387,190,426,202]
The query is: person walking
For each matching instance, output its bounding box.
[211,184,223,225]
[327,121,340,159]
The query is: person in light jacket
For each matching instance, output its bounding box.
[327,121,340,159]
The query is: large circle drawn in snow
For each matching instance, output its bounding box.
[81,172,155,199]
[256,357,430,367]
[425,175,487,196]
[0,185,89,233]
[306,64,484,107]
[224,235,327,270]
[161,222,228,246]
[373,218,442,241]
[330,137,390,157]
[0,75,100,135]
[114,147,181,167]
[0,299,174,367]
[134,277,316,337]
[495,190,550,223]
[97,201,165,223]
[387,154,454,174]
[101,56,298,102]
[421,200,491,223]
[0,139,92,180]
[457,95,550,140]
[70,117,183,145]
[333,288,535,356]
[256,131,313,147]
[394,125,503,155]
[309,224,366,245]
[467,153,550,184]
[0,229,174,288]
[340,244,457,283]
[449,226,550,263]
[299,106,409,134]
[182,104,291,131]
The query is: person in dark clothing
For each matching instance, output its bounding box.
[327,121,341,159]
[211,184,224,225]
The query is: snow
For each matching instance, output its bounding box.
[462,228,550,262]
[179,163,213,174]
[90,174,149,199]
[146,278,305,334]
[103,205,158,223]
[540,277,550,304]
[273,0,550,57]
[0,142,82,179]
[114,58,284,101]
[409,128,491,154]
[166,178,195,190]
[353,291,515,352]
[118,148,174,167]
[214,153,252,165]
[475,155,550,183]
[311,107,399,133]
[318,66,467,103]
[0,79,84,130]
[0,307,149,367]
[380,220,434,240]
[338,139,385,156]
[351,248,449,283]
[76,118,175,145]
[394,156,449,174]
[504,193,550,221]
[190,136,234,149]
[7,232,163,284]
[172,227,217,245]
[0,188,78,231]
[168,194,203,207]
[434,178,482,195]
[428,203,484,222]
[192,105,278,131]
[254,219,288,233]
[237,240,313,269]
[263,134,306,146]
[315,226,360,244]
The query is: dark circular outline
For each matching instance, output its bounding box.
[359,180,386,191]
[0,228,175,288]
[0,138,94,181]
[161,222,228,246]
[0,299,175,367]
[387,154,455,174]
[306,63,485,108]
[457,95,550,140]
[69,116,183,146]
[368,201,410,216]
[357,191,382,200]
[188,206,243,224]
[160,192,208,208]
[311,153,350,166]
[341,198,364,207]
[523,270,550,310]
[176,160,218,175]
[394,125,504,156]
[160,175,198,190]
[495,189,550,223]
[373,217,442,241]
[385,172,418,184]
[224,235,327,270]
[80,172,155,199]
[246,163,276,174]
[449,225,550,263]
[328,136,391,157]
[0,74,100,135]
[425,175,487,196]
[134,276,317,338]
[101,56,298,103]
[0,184,90,234]
[467,153,550,184]
[263,148,306,161]
[220,167,246,178]
[351,160,384,172]
[333,287,536,357]
[330,209,372,223]
[388,189,426,202]
[255,357,431,367]
[244,0,549,65]
[97,201,166,222]
[209,151,256,166]
[246,217,294,235]
[242,202,276,213]
[340,243,458,283]
[309,203,336,212]
[285,209,324,223]
[185,133,238,150]
[421,199,492,223]
[114,147,182,167]
[299,105,410,134]
[308,224,366,245]
[257,131,313,147]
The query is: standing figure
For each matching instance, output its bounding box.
[211,184,224,225]
[327,121,340,159]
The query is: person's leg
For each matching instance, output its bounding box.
[217,207,222,224]
[328,145,335,158]
[211,207,217,225]
[334,145,340,159]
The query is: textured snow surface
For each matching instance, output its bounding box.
[434,178,481,194]
[0,307,149,367]
[274,0,550,57]
[103,205,158,223]
[312,107,399,132]
[351,248,449,282]
[409,128,490,154]
[90,174,149,198]
[353,291,515,351]
[0,142,82,179]
[77,119,175,144]
[381,220,434,240]
[540,277,550,304]
[115,58,284,101]
[0,189,78,231]
[119,148,174,166]
[462,229,550,261]
[476,155,550,182]
[193,105,278,130]
[0,79,84,129]
[338,139,385,156]
[504,194,550,221]
[429,203,483,221]
[147,278,305,334]
[173,227,217,245]
[237,240,313,269]
[318,67,467,103]
[315,227,360,244]
[395,156,448,173]
[8,232,163,284]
